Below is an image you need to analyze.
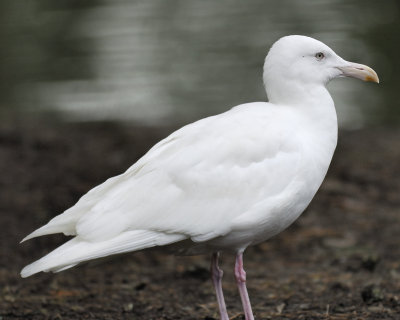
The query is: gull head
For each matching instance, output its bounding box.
[263,35,379,104]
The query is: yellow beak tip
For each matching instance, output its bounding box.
[365,75,379,83]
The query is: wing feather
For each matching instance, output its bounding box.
[73,102,303,241]
[22,102,305,276]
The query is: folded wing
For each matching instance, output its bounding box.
[21,102,303,276]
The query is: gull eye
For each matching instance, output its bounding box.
[315,52,325,60]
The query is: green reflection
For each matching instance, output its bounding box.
[0,0,398,126]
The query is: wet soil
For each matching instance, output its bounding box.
[1,119,399,319]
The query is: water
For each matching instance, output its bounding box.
[1,0,399,127]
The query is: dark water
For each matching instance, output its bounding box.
[1,0,399,127]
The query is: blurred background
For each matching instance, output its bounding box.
[2,1,400,319]
[0,0,399,127]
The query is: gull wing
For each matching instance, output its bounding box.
[72,102,303,241]
[22,102,304,276]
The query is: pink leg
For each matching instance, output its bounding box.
[234,252,254,320]
[210,252,229,320]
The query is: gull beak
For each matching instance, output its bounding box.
[337,62,379,83]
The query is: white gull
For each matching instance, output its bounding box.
[20,35,379,319]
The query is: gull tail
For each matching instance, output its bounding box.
[21,230,185,278]
[20,207,88,243]
[21,222,75,243]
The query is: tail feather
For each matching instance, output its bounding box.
[21,223,74,243]
[20,205,91,243]
[21,230,185,278]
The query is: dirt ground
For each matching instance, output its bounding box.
[0,119,399,319]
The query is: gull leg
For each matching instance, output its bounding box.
[234,252,254,320]
[210,252,229,320]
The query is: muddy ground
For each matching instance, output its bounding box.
[0,119,399,319]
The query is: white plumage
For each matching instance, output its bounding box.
[21,35,378,319]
